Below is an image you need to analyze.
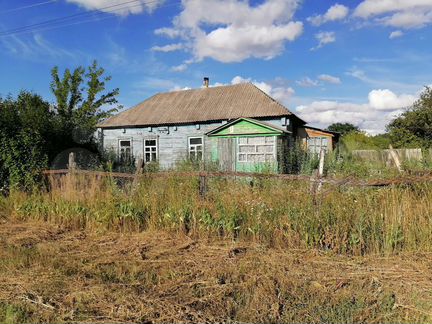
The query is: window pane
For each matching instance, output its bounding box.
[248,137,266,145]
[239,145,255,153]
[256,145,273,153]
[189,137,202,145]
[238,154,246,161]
[120,140,131,147]
[151,153,157,161]
[145,139,156,146]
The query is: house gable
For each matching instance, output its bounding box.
[206,118,288,137]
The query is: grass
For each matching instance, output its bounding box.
[4,173,432,255]
[1,220,431,323]
[1,172,432,322]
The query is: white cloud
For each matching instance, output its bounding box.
[318,74,341,84]
[296,77,319,87]
[153,0,303,63]
[0,33,83,62]
[368,89,416,110]
[312,31,336,50]
[66,0,165,16]
[296,88,418,134]
[154,27,182,38]
[151,43,184,52]
[389,30,404,39]
[171,63,188,72]
[308,3,349,26]
[354,0,432,29]
[231,76,294,104]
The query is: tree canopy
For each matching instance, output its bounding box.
[50,60,120,144]
[387,86,432,148]
[327,123,360,136]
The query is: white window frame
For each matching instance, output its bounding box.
[237,136,276,163]
[307,136,328,154]
[118,138,133,162]
[188,136,204,160]
[143,137,158,163]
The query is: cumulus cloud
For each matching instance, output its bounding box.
[354,0,432,29]
[296,77,319,87]
[308,3,349,26]
[318,74,341,84]
[296,88,418,134]
[151,43,184,52]
[171,63,188,72]
[153,0,303,63]
[231,76,295,104]
[389,30,404,39]
[66,0,165,16]
[312,31,336,50]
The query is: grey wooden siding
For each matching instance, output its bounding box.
[99,117,292,169]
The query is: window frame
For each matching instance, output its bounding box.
[188,136,204,160]
[118,138,133,163]
[237,136,276,163]
[143,137,158,163]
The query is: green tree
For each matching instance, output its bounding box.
[387,86,432,148]
[50,60,120,144]
[327,122,360,136]
[0,92,52,190]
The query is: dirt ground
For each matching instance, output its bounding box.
[1,219,432,323]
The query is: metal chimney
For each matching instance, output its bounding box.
[203,77,209,88]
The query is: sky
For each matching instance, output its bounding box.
[0,0,431,134]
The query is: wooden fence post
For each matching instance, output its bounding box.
[68,152,76,172]
[317,148,325,192]
[132,158,144,189]
[199,174,207,199]
[389,145,403,173]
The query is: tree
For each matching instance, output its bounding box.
[326,122,360,136]
[387,86,432,148]
[0,92,52,190]
[50,60,120,145]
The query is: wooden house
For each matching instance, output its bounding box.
[97,81,337,172]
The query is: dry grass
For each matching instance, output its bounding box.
[6,173,432,255]
[1,219,432,323]
[2,173,432,322]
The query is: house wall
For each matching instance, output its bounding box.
[99,117,292,169]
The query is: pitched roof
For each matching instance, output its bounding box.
[99,83,302,128]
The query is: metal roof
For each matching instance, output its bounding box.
[99,83,301,128]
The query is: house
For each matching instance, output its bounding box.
[97,80,337,172]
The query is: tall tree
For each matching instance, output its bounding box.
[387,86,432,148]
[326,122,360,136]
[50,60,120,144]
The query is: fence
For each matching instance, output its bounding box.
[351,148,431,167]
[41,152,432,200]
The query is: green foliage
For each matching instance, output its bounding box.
[387,86,432,148]
[51,60,120,144]
[341,132,391,151]
[327,122,360,136]
[0,92,50,190]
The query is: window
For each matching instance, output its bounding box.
[237,136,275,163]
[307,137,328,154]
[119,140,132,162]
[189,137,203,160]
[144,139,158,162]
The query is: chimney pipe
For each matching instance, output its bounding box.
[203,77,209,88]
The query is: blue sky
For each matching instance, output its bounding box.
[0,0,431,134]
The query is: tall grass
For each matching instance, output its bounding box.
[4,172,432,256]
